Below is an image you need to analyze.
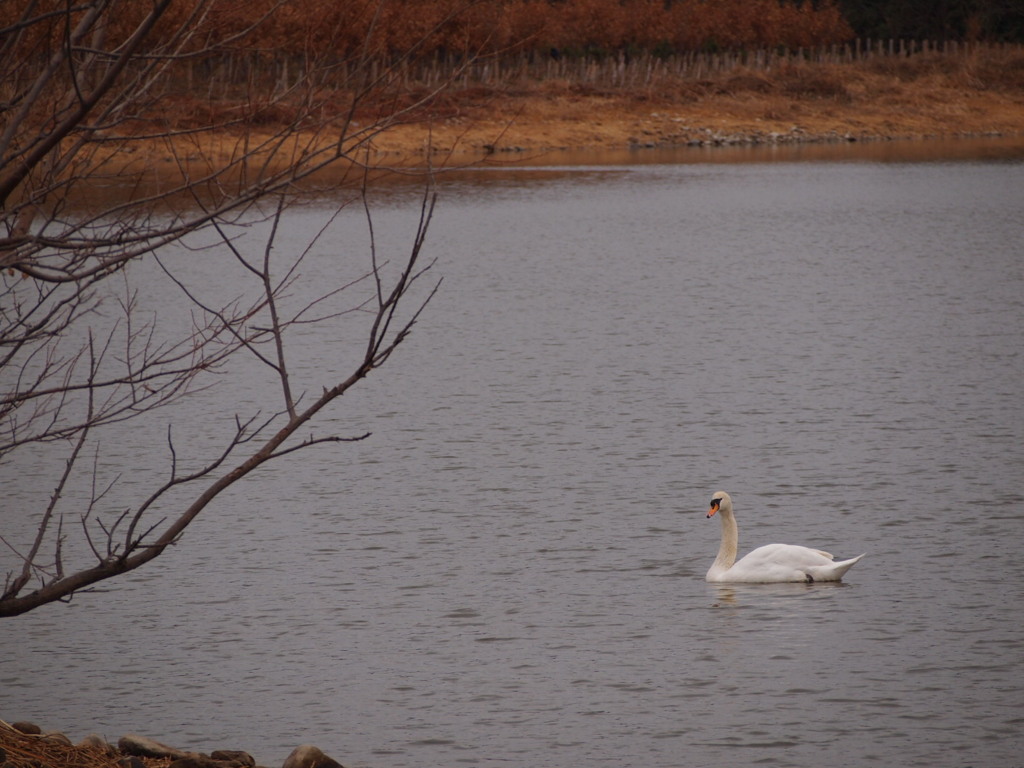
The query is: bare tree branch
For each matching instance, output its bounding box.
[0,0,466,617]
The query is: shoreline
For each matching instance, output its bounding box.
[0,721,333,768]
[276,99,1024,167]
[370,99,1024,163]
[357,60,1024,162]
[123,51,1024,172]
[135,98,1023,188]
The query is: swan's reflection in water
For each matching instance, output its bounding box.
[710,580,851,607]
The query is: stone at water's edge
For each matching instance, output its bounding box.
[281,745,345,768]
[118,734,189,759]
[169,755,250,768]
[81,734,119,756]
[4,721,344,768]
[211,750,256,767]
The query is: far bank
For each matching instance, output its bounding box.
[96,47,1024,178]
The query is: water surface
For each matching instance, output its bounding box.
[2,139,1023,768]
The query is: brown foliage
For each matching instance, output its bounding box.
[0,0,855,62]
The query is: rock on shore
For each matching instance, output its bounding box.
[0,721,344,768]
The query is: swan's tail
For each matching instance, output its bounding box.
[810,553,865,582]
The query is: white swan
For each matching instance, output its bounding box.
[704,491,864,583]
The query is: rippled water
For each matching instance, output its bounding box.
[3,141,1023,768]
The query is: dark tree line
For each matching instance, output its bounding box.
[835,0,1024,42]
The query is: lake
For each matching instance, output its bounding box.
[2,138,1023,768]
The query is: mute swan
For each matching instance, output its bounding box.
[704,491,864,583]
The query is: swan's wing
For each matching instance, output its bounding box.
[721,544,843,583]
[741,543,835,567]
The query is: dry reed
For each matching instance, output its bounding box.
[0,723,170,768]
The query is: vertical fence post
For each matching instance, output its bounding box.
[243,33,1017,102]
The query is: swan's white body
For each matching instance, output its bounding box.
[705,491,864,583]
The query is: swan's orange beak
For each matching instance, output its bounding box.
[706,505,717,519]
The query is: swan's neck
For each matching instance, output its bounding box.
[710,510,739,576]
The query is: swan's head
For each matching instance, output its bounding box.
[706,490,732,519]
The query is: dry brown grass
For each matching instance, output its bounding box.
[0,723,168,768]
[84,46,1024,170]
